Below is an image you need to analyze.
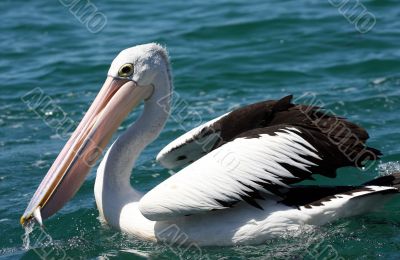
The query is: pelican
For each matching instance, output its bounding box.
[21,43,400,246]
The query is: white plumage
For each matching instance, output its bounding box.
[22,43,400,246]
[140,127,323,220]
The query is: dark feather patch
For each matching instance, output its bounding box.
[176,155,187,161]
[207,96,381,209]
[162,95,383,210]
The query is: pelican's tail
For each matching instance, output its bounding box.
[282,173,400,226]
[363,172,400,189]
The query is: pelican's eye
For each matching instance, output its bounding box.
[118,63,134,77]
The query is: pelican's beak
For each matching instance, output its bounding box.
[20,76,153,226]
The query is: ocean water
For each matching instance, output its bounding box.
[1,0,400,259]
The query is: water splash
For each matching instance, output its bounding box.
[377,161,400,176]
[22,220,35,250]
[22,220,54,251]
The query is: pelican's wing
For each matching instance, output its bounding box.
[140,96,381,221]
[157,96,298,169]
[156,113,229,169]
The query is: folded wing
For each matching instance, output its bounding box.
[141,96,381,221]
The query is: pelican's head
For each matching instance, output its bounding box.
[21,43,172,226]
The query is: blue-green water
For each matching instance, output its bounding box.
[1,0,400,259]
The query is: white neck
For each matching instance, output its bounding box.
[94,69,172,226]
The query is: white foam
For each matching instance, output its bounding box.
[377,161,400,176]
[22,221,35,250]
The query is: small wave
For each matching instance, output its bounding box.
[371,77,388,85]
[32,160,48,169]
